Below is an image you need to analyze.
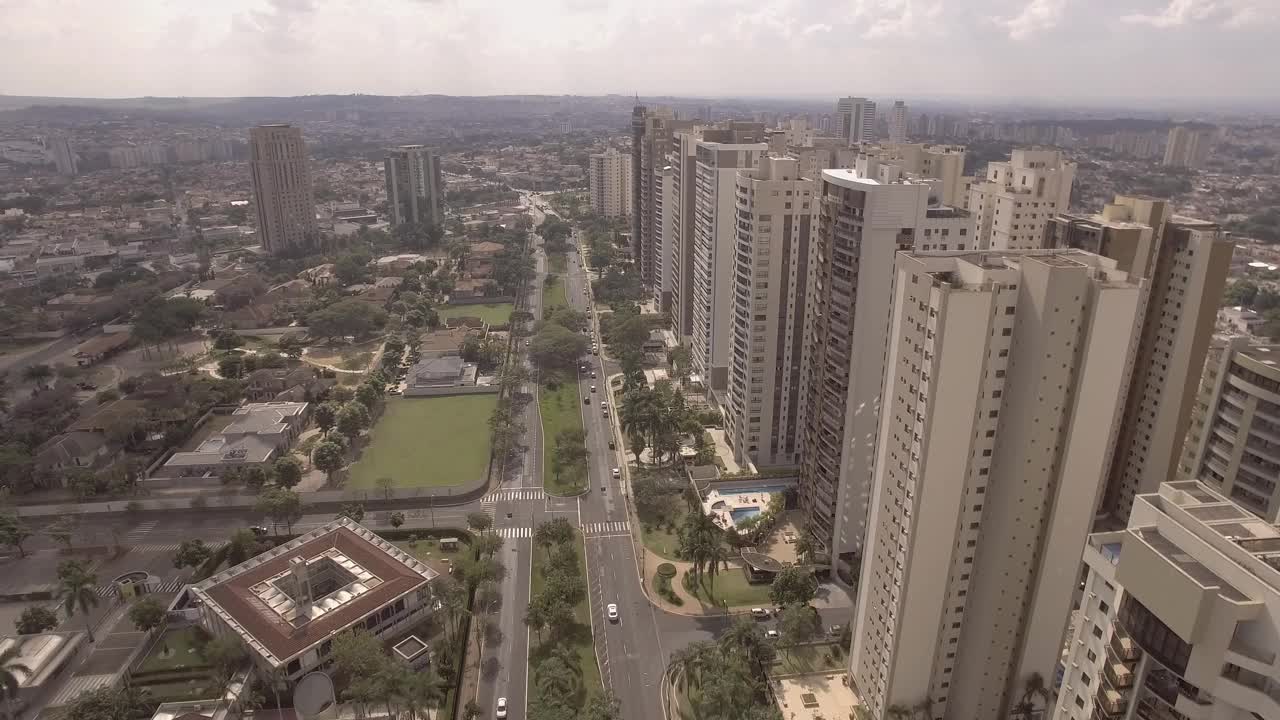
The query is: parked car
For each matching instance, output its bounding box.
[751,607,770,619]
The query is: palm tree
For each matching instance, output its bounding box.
[887,705,913,720]
[794,528,815,565]
[401,669,444,720]
[719,619,774,678]
[58,565,100,643]
[1,645,33,720]
[667,641,719,694]
[1022,672,1052,715]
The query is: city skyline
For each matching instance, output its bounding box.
[1,0,1278,103]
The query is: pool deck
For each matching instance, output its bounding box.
[702,487,778,530]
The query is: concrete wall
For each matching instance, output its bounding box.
[402,384,500,398]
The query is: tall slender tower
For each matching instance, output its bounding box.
[249,124,318,255]
[631,101,646,271]
[889,101,909,144]
[836,97,877,146]
[851,249,1146,720]
[384,145,444,229]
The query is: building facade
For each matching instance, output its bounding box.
[889,101,909,144]
[636,108,699,293]
[1163,125,1214,169]
[855,143,969,209]
[851,250,1146,720]
[249,124,318,255]
[1053,480,1280,720]
[384,145,444,229]
[836,97,877,146]
[798,171,972,564]
[588,147,633,219]
[653,165,676,311]
[1046,196,1233,520]
[689,139,767,390]
[723,156,817,468]
[1181,336,1280,520]
[969,149,1076,251]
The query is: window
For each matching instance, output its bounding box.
[1074,696,1085,709]
[1087,649,1097,662]
[1092,625,1103,639]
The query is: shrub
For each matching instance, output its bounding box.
[654,566,682,606]
[656,562,676,578]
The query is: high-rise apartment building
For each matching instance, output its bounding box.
[855,143,969,208]
[1163,125,1214,169]
[632,103,646,266]
[970,149,1076,250]
[636,108,699,298]
[788,138,858,179]
[836,97,877,147]
[249,124,318,255]
[851,249,1146,720]
[723,156,817,468]
[384,145,444,229]
[1045,196,1233,520]
[889,101,909,144]
[1180,336,1280,520]
[49,138,77,176]
[587,147,633,219]
[689,138,767,391]
[798,171,972,563]
[1053,480,1280,720]
[652,165,676,311]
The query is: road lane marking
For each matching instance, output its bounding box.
[495,527,532,539]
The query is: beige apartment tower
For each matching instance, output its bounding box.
[249,124,318,255]
[836,96,877,146]
[1163,125,1214,169]
[723,156,817,468]
[384,145,444,229]
[588,147,632,219]
[889,101,909,144]
[970,148,1076,250]
[851,250,1147,720]
[798,170,972,563]
[1045,195,1233,519]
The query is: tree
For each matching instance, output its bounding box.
[255,487,304,535]
[0,446,34,498]
[777,604,817,651]
[389,511,406,529]
[217,355,244,379]
[472,532,504,560]
[770,566,818,607]
[128,596,166,632]
[277,334,305,359]
[334,253,371,286]
[336,401,371,441]
[0,513,32,558]
[57,560,99,642]
[550,429,589,487]
[243,466,270,490]
[46,517,75,552]
[173,539,213,569]
[337,502,365,523]
[375,475,395,501]
[313,440,345,483]
[204,635,249,691]
[15,606,58,635]
[314,402,337,435]
[529,324,589,375]
[23,364,53,390]
[582,692,621,720]
[274,456,303,488]
[307,299,387,341]
[226,529,260,565]
[534,518,575,549]
[466,512,494,535]
[355,382,380,409]
[212,330,244,350]
[62,686,152,720]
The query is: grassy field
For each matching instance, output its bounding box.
[548,252,568,273]
[305,339,383,369]
[540,381,586,495]
[437,303,514,326]
[640,501,688,559]
[349,396,497,489]
[136,626,209,673]
[529,528,601,711]
[681,566,774,608]
[543,275,569,314]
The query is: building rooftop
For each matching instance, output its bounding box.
[0,632,86,689]
[193,518,437,667]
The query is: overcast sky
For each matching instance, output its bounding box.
[1,0,1276,102]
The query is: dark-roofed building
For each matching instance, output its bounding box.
[73,331,131,366]
[191,518,438,679]
[244,367,330,403]
[35,431,116,478]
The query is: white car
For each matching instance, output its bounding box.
[496,698,507,718]
[612,467,620,479]
[590,385,597,393]
[765,630,780,640]
[607,603,619,621]
[600,401,607,410]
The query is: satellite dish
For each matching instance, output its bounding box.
[293,671,336,720]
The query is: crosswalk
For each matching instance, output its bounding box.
[581,521,629,536]
[482,488,547,504]
[124,520,158,544]
[49,674,115,706]
[131,541,226,554]
[495,527,533,539]
[91,578,187,599]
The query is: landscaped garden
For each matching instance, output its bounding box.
[681,566,774,608]
[539,381,586,495]
[527,521,602,717]
[348,395,497,489]
[436,303,514,326]
[130,626,224,704]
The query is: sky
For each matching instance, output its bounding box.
[1,0,1277,102]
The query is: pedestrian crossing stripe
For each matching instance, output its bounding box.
[131,541,225,554]
[581,521,629,535]
[91,579,187,598]
[481,489,547,504]
[50,674,115,706]
[495,527,532,539]
[123,520,158,543]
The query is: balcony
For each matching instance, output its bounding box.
[1104,661,1133,689]
[1110,627,1141,662]
[1098,688,1126,715]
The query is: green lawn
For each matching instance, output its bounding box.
[136,626,210,673]
[548,253,568,274]
[640,501,688,559]
[349,396,497,489]
[681,566,774,608]
[771,642,844,675]
[530,529,601,711]
[437,303,514,326]
[540,381,586,495]
[543,275,569,314]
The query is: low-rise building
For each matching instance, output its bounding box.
[191,518,438,680]
[407,356,478,389]
[157,402,308,478]
[0,632,88,714]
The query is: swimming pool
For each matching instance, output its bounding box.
[731,506,762,524]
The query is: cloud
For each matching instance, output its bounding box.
[994,0,1069,39]
[862,0,943,38]
[802,22,833,33]
[1121,0,1278,28]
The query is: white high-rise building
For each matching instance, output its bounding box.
[384,145,444,229]
[249,124,318,255]
[652,165,675,310]
[723,156,817,468]
[836,96,877,147]
[689,138,767,391]
[889,101,909,144]
[969,148,1076,250]
[798,171,973,564]
[49,138,77,176]
[1163,125,1214,169]
[1054,480,1280,720]
[851,249,1147,720]
[588,147,633,218]
[855,143,969,208]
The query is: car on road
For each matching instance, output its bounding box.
[524,339,530,347]
[590,385,596,393]
[591,371,597,378]
[607,603,619,621]
[496,698,507,718]
[250,526,269,537]
[611,467,620,479]
[584,397,590,405]
[600,401,607,410]
[751,607,770,619]
[829,624,844,637]
[765,629,780,640]
[608,440,615,449]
